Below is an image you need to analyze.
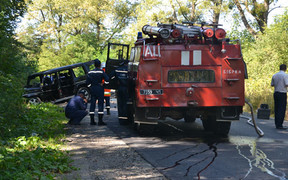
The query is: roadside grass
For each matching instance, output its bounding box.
[0,103,76,179]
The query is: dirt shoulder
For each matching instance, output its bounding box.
[58,116,166,180]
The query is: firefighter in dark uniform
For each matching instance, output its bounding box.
[87,59,109,125]
[65,90,88,125]
[110,60,129,124]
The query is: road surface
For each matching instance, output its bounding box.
[104,99,288,180]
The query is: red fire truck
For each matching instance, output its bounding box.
[106,22,248,135]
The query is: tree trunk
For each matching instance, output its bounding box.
[233,0,257,36]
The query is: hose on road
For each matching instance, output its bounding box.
[241,99,264,137]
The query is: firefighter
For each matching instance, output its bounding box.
[110,60,129,124]
[87,59,109,125]
[65,90,88,125]
[101,62,111,115]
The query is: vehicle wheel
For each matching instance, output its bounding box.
[136,123,157,136]
[184,112,196,123]
[28,97,42,105]
[133,107,157,135]
[202,115,231,136]
[214,121,231,136]
[202,115,214,131]
[77,87,90,100]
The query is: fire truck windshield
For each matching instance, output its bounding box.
[168,70,215,83]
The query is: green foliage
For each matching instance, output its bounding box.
[0,72,25,123]
[243,10,288,112]
[0,103,75,179]
[1,103,66,139]
[1,1,75,179]
[18,0,138,71]
[0,144,73,179]
[37,35,99,70]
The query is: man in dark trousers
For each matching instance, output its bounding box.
[271,64,288,129]
[110,60,129,125]
[65,91,88,125]
[87,59,109,125]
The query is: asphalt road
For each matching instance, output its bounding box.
[103,99,288,180]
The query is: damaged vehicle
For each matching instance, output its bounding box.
[23,61,95,104]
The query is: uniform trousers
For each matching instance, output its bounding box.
[274,92,287,128]
[90,86,104,115]
[104,96,110,109]
[66,110,88,124]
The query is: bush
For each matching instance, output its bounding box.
[0,103,75,179]
[243,11,288,114]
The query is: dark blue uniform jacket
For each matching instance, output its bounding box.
[86,68,109,95]
[65,95,87,117]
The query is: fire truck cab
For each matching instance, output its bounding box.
[106,22,247,135]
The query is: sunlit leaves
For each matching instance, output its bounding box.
[243,10,288,111]
[0,103,73,179]
[19,0,138,70]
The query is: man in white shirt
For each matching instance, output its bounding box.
[271,64,288,129]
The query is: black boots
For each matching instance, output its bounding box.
[106,108,110,115]
[90,115,97,125]
[98,114,106,126]
[90,114,106,125]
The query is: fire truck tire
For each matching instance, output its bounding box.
[214,121,231,136]
[202,116,214,131]
[202,116,231,135]
[135,123,157,136]
[184,114,196,123]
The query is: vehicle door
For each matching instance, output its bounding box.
[42,72,60,100]
[57,69,74,97]
[105,43,130,89]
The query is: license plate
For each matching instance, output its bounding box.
[140,89,163,95]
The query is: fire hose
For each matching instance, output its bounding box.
[240,99,264,137]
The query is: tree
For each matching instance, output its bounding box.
[232,0,280,36]
[243,10,288,111]
[18,0,138,70]
[173,0,203,22]
[0,0,30,123]
[0,0,26,74]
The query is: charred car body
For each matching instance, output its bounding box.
[23,61,94,104]
[107,22,248,135]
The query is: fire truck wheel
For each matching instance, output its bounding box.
[202,116,214,131]
[135,123,157,136]
[214,122,231,136]
[202,116,231,135]
[184,113,196,123]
